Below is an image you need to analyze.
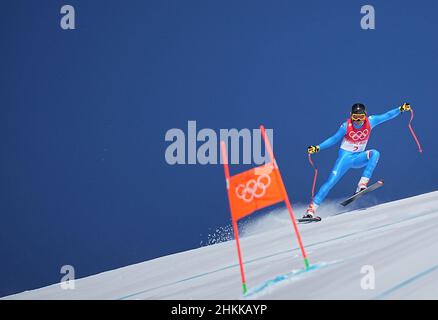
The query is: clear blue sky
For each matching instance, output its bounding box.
[1,0,437,296]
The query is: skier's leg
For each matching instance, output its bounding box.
[362,149,380,178]
[352,149,380,192]
[311,154,352,207]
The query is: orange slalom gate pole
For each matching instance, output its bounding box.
[220,141,248,294]
[260,125,310,269]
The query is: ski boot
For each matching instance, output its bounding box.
[299,202,321,222]
[355,177,369,195]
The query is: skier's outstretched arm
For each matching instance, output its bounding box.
[308,123,346,153]
[369,103,411,129]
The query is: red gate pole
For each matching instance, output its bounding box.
[220,141,248,294]
[260,126,310,269]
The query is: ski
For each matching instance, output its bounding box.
[340,180,384,207]
[298,216,322,223]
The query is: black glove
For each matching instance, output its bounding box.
[308,145,320,154]
[400,103,411,112]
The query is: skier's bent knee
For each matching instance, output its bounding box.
[368,149,380,160]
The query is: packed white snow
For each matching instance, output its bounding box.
[4,191,438,300]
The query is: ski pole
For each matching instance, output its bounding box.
[408,108,423,153]
[308,154,318,200]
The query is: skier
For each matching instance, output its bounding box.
[303,102,411,219]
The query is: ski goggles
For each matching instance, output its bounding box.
[351,113,367,121]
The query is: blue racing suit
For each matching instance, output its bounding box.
[313,107,401,205]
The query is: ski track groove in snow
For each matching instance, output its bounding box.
[374,264,438,300]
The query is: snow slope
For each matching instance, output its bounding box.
[4,191,438,300]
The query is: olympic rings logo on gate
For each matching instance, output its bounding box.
[235,174,271,203]
[349,129,369,141]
